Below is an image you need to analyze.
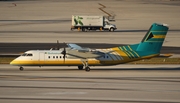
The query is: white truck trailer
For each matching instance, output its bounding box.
[71,15,117,32]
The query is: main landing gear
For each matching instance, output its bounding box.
[80,59,91,72]
[85,66,90,72]
[19,66,24,71]
[78,66,83,70]
[78,65,90,71]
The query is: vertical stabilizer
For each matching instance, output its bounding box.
[136,23,169,53]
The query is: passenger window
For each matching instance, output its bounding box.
[53,56,55,59]
[56,56,58,58]
[63,56,67,58]
[60,56,61,58]
[48,56,50,59]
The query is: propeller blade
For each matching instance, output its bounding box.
[63,47,66,62]
[57,40,60,50]
[59,42,67,62]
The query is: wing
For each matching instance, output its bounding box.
[67,43,82,50]
[67,49,105,59]
[67,43,114,59]
[67,43,91,52]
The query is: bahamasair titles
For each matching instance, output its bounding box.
[10,23,169,71]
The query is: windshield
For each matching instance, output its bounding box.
[21,53,33,56]
[105,21,110,25]
[21,53,27,56]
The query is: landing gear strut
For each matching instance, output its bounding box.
[19,66,24,71]
[81,59,90,72]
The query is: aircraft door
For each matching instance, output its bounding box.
[39,52,45,65]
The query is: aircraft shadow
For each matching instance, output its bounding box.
[92,67,180,71]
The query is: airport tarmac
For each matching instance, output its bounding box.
[0,0,180,103]
[0,64,180,103]
[0,43,180,54]
[0,0,180,46]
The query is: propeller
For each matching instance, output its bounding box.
[56,40,67,62]
[61,42,67,62]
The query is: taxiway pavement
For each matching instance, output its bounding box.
[0,64,180,103]
[0,0,180,47]
[0,0,180,103]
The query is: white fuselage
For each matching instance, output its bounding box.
[10,49,127,66]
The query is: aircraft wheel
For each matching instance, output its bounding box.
[78,66,83,70]
[85,67,90,72]
[19,67,24,71]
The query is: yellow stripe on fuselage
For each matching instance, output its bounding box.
[11,59,101,66]
[153,35,166,38]
[11,59,122,66]
[141,54,159,59]
[111,47,130,61]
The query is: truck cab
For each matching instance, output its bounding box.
[103,20,117,31]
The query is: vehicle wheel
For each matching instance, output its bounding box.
[78,66,83,70]
[109,28,114,32]
[82,28,85,32]
[19,67,24,71]
[82,28,87,32]
[85,67,90,72]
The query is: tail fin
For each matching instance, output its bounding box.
[136,23,169,53]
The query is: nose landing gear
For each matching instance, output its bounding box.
[19,66,24,71]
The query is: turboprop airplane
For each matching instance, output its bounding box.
[10,23,169,71]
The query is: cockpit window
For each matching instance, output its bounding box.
[27,54,33,56]
[21,53,33,56]
[21,53,27,56]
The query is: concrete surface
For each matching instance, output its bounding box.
[0,0,180,46]
[0,43,180,54]
[0,0,180,103]
[0,64,180,103]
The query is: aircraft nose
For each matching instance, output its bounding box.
[10,60,14,65]
[10,59,17,65]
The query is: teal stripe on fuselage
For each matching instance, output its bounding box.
[124,46,131,51]
[118,47,131,59]
[119,45,140,59]
[129,51,138,58]
[123,46,127,51]
[144,38,164,42]
[127,45,139,58]
[123,50,132,59]
[119,47,123,51]
[125,50,134,59]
